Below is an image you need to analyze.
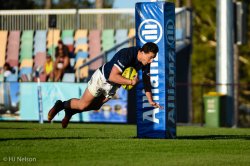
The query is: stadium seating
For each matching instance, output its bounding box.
[0,28,135,83]
[0,31,8,68]
[34,52,46,69]
[74,44,88,53]
[20,30,34,62]
[19,33,34,81]
[19,67,32,75]
[47,29,61,58]
[76,51,88,61]
[74,58,89,81]
[128,28,135,38]
[19,67,33,82]
[20,59,33,69]
[102,29,115,51]
[47,45,57,59]
[115,29,129,52]
[74,29,88,40]
[89,29,102,71]
[34,30,47,55]
[33,30,47,77]
[74,29,88,49]
[5,66,19,82]
[62,73,75,82]
[61,30,74,44]
[115,29,128,44]
[21,30,33,41]
[74,38,88,47]
[128,28,136,46]
[62,29,74,53]
[6,31,20,67]
[0,74,3,82]
[6,74,18,82]
[73,29,89,79]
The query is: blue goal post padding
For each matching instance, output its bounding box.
[136,2,176,139]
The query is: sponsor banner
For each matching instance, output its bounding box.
[20,83,87,121]
[0,82,19,120]
[16,83,127,123]
[136,2,176,138]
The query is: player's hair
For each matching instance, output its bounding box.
[140,42,159,55]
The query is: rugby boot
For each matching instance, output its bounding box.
[48,100,64,122]
[61,109,74,128]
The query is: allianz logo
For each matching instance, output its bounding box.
[166,19,175,46]
[138,19,162,44]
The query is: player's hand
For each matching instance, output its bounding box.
[149,101,164,109]
[131,74,139,86]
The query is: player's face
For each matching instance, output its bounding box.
[141,51,156,65]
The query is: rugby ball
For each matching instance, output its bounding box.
[121,67,137,90]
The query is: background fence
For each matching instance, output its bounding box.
[0,8,190,37]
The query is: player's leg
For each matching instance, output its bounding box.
[61,67,109,128]
[48,87,112,124]
[48,68,112,127]
[48,68,100,122]
[61,88,110,128]
[65,89,110,111]
[48,87,96,122]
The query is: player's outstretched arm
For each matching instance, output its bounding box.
[145,91,164,109]
[143,73,163,109]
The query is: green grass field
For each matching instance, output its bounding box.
[0,122,249,166]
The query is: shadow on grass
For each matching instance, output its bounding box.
[0,127,101,130]
[1,135,250,141]
[177,135,250,140]
[0,136,111,142]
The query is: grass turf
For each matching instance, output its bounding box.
[0,122,249,166]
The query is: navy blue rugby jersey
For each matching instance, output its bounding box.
[101,46,150,80]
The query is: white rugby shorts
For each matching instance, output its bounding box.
[87,69,119,99]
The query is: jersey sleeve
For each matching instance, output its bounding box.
[142,64,150,76]
[142,64,151,92]
[114,50,132,73]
